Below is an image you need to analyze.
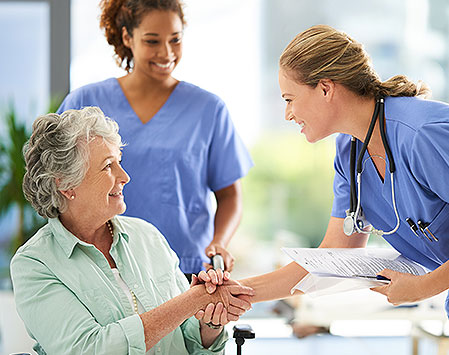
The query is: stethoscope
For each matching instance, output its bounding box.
[343,98,401,237]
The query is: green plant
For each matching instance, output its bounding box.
[0,105,44,255]
[0,97,62,258]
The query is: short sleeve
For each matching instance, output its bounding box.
[410,122,449,203]
[331,134,352,218]
[207,101,253,191]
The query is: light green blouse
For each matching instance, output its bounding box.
[10,215,227,354]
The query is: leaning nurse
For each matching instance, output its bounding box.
[214,25,449,316]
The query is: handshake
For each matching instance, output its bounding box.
[190,269,254,329]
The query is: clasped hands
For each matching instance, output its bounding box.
[191,269,254,328]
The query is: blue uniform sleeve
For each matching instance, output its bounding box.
[410,122,449,203]
[331,134,352,218]
[206,101,253,191]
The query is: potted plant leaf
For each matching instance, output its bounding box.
[0,98,62,286]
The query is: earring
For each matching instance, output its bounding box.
[71,195,75,200]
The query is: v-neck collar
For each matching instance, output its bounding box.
[357,139,392,202]
[113,78,182,126]
[366,147,386,184]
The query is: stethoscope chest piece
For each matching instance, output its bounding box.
[344,209,371,236]
[343,214,356,236]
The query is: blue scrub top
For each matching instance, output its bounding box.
[332,96,449,315]
[333,96,449,269]
[58,78,253,273]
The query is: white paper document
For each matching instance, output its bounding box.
[282,248,429,297]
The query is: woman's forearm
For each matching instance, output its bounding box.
[237,218,360,303]
[140,281,253,351]
[424,259,449,297]
[239,262,307,303]
[199,320,223,348]
[212,182,242,248]
[140,286,209,351]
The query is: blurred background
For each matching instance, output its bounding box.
[1,0,449,354]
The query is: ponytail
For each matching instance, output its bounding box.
[280,25,431,100]
[375,75,431,99]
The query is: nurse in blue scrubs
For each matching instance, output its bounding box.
[58,0,253,278]
[228,25,449,315]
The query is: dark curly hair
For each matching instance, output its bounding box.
[99,0,185,72]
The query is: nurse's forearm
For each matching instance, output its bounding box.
[212,181,242,248]
[239,262,307,303]
[234,218,365,303]
[424,260,449,297]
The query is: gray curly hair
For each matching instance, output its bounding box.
[23,107,124,218]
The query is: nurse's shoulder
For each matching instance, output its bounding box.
[386,96,449,130]
[58,78,119,112]
[177,81,227,112]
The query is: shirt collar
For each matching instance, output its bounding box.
[110,216,129,243]
[49,216,129,258]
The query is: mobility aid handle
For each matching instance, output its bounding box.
[211,254,225,271]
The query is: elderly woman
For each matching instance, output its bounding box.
[10,107,253,355]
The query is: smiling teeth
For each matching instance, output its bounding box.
[154,62,172,68]
[109,192,121,196]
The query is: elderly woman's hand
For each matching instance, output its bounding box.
[191,271,253,324]
[191,271,232,324]
[196,302,230,325]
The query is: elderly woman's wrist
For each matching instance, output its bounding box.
[189,284,215,312]
[200,319,223,331]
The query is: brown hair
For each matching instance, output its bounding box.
[99,0,185,72]
[279,25,431,99]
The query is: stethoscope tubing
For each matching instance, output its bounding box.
[349,98,400,236]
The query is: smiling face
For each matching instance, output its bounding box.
[70,137,130,223]
[278,69,337,143]
[123,10,183,82]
